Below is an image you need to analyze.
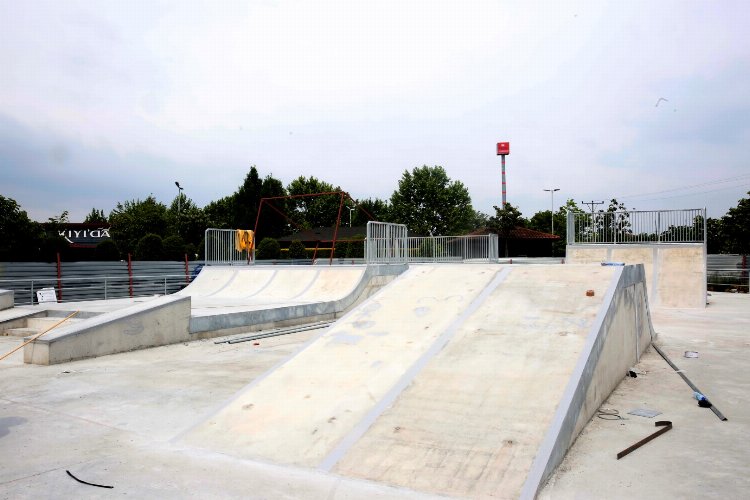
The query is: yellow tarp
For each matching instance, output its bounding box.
[235,229,255,252]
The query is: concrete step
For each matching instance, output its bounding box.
[26,317,81,330]
[3,327,38,338]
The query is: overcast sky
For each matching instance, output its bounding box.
[1,0,749,223]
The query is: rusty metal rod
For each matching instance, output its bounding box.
[617,421,672,459]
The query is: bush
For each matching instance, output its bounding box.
[288,240,307,260]
[95,240,120,260]
[184,243,197,261]
[256,237,281,260]
[347,235,365,258]
[135,233,164,260]
[163,235,186,261]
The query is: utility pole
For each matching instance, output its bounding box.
[581,200,604,215]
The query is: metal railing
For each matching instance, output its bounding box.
[567,209,706,244]
[406,234,499,263]
[365,222,408,264]
[204,228,254,265]
[0,274,191,306]
[707,254,748,292]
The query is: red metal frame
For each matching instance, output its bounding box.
[252,191,375,265]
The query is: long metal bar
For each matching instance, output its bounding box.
[652,343,727,421]
[616,421,673,459]
[215,321,334,344]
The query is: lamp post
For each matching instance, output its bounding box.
[544,188,560,234]
[175,181,184,233]
[348,207,355,227]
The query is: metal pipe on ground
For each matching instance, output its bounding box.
[214,321,334,345]
[652,343,727,421]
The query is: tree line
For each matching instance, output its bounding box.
[1,164,748,261]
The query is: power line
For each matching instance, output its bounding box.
[622,181,750,203]
[616,173,750,200]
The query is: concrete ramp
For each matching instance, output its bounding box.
[186,265,404,336]
[181,264,654,499]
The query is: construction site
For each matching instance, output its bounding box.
[1,215,748,499]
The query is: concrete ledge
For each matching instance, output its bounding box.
[522,264,655,499]
[566,243,706,308]
[0,289,13,310]
[189,264,407,337]
[24,295,191,365]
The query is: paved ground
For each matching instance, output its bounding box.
[1,284,747,499]
[540,292,750,499]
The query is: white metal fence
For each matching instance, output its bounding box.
[365,222,408,264]
[406,235,499,263]
[204,228,254,265]
[567,208,706,244]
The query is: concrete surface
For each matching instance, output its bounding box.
[566,244,706,308]
[181,263,651,499]
[3,264,743,499]
[24,295,191,365]
[0,289,12,310]
[540,292,750,499]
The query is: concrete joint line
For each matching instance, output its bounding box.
[172,266,414,443]
[520,266,624,500]
[289,269,323,300]
[204,269,240,298]
[318,266,513,472]
[241,269,278,299]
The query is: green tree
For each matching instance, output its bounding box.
[233,166,263,229]
[389,165,474,235]
[256,237,281,260]
[257,174,288,238]
[109,196,169,256]
[721,191,750,254]
[162,235,186,261]
[203,195,235,229]
[167,195,208,248]
[488,203,526,257]
[135,233,164,260]
[706,217,723,254]
[287,176,342,229]
[350,197,391,226]
[0,195,43,261]
[95,240,120,260]
[288,240,307,259]
[83,208,107,224]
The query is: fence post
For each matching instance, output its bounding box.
[184,254,189,285]
[56,252,63,301]
[128,253,133,298]
[30,279,34,305]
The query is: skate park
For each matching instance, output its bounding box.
[0,217,748,499]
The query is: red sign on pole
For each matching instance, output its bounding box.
[497,142,510,155]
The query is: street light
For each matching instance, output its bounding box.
[348,207,355,227]
[175,181,184,233]
[543,188,560,234]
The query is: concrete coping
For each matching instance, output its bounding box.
[0,289,13,311]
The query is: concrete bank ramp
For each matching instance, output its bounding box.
[181,264,654,499]
[182,265,405,336]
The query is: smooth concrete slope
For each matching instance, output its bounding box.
[0,289,12,310]
[24,295,191,365]
[183,265,406,337]
[566,243,706,308]
[181,264,654,499]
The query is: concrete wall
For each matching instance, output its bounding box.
[24,295,191,365]
[566,243,706,308]
[0,289,13,310]
[522,264,655,499]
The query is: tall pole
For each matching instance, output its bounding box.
[175,181,184,235]
[501,155,507,207]
[496,142,510,207]
[544,188,560,234]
